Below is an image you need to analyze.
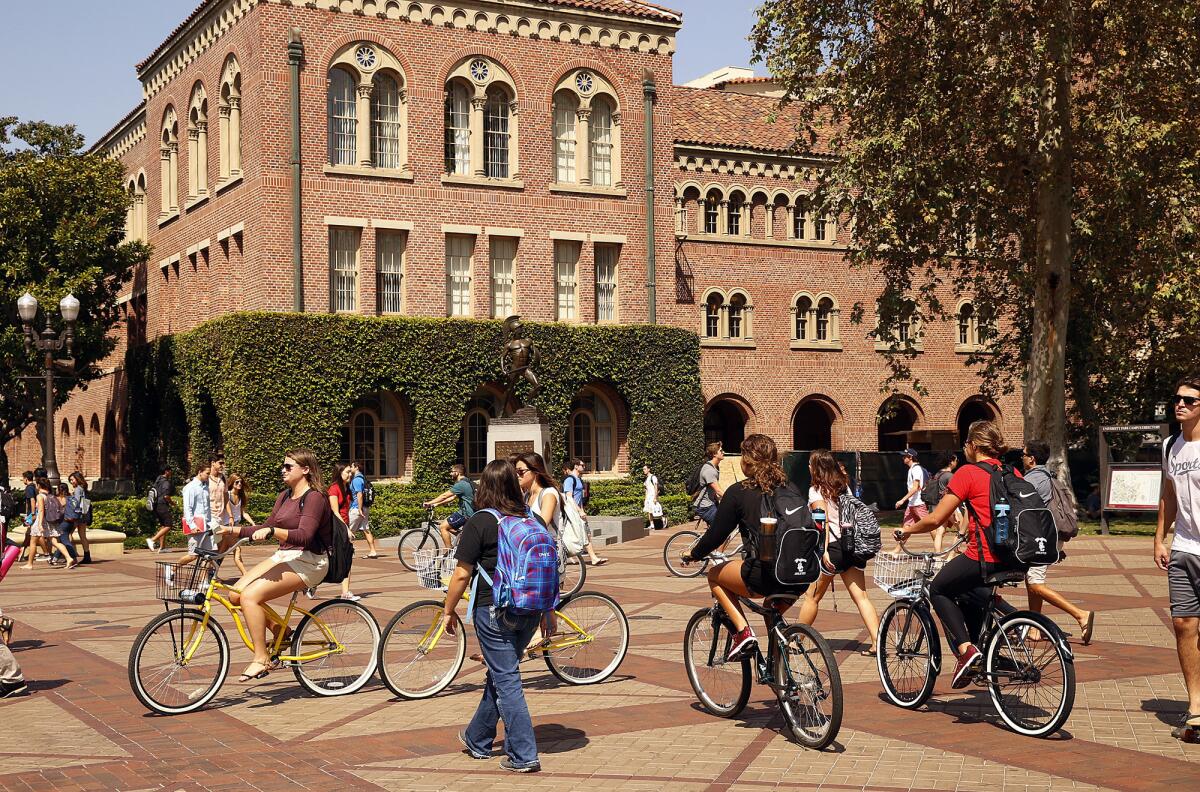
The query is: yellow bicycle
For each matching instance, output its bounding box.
[128,537,380,715]
[377,549,629,698]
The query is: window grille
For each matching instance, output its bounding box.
[594,244,618,322]
[490,237,516,318]
[484,88,510,179]
[446,235,473,316]
[555,241,579,321]
[590,99,613,187]
[371,73,401,169]
[377,231,405,313]
[329,227,359,312]
[329,69,357,166]
[554,97,577,183]
[444,83,470,175]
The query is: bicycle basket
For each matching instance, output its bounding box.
[872,553,942,600]
[155,558,214,602]
[414,548,458,590]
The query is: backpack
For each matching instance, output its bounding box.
[145,485,158,511]
[477,508,560,615]
[655,476,664,497]
[921,469,949,507]
[966,461,1058,569]
[560,496,590,556]
[1026,466,1078,544]
[360,478,376,509]
[762,483,823,587]
[297,490,353,585]
[0,488,19,521]
[837,491,881,558]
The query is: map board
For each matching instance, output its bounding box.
[1105,465,1161,511]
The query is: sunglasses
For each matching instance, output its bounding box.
[280,463,296,472]
[515,467,531,475]
[1172,394,1200,407]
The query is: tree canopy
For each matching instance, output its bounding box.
[0,118,148,480]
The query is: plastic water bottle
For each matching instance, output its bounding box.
[994,503,1011,544]
[812,508,826,531]
[179,589,205,605]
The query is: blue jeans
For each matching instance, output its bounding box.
[697,504,718,527]
[464,605,541,767]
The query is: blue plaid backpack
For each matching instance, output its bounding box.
[475,508,560,616]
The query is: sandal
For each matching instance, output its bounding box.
[236,662,271,684]
[590,558,609,567]
[0,617,13,646]
[361,553,380,559]
[859,647,877,658]
[1080,611,1096,646]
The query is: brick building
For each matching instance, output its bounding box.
[5,0,1019,484]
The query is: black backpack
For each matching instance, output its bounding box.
[762,483,823,587]
[837,491,881,558]
[360,478,376,509]
[0,488,19,521]
[685,463,711,497]
[965,461,1058,568]
[921,468,949,506]
[297,491,354,585]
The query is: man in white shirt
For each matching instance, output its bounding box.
[895,449,927,528]
[1156,374,1200,739]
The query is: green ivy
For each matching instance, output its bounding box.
[127,312,703,491]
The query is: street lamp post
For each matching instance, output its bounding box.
[17,291,79,487]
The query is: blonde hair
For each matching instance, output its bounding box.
[285,447,325,493]
[965,420,1007,458]
[739,434,788,492]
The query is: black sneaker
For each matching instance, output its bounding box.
[951,645,983,689]
[726,627,758,662]
[0,680,29,698]
[500,758,540,773]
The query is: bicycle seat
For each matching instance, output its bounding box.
[985,570,1026,586]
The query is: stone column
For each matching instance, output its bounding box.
[187,127,199,199]
[134,193,145,241]
[718,200,729,236]
[674,197,684,234]
[160,146,171,215]
[786,205,796,239]
[228,96,242,175]
[508,100,520,179]
[356,84,373,168]
[398,88,410,171]
[576,107,592,186]
[765,203,775,238]
[218,104,231,180]
[168,142,179,211]
[196,121,209,196]
[470,96,486,177]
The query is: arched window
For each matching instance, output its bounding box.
[328,67,357,166]
[792,201,806,239]
[219,55,242,182]
[727,192,744,236]
[483,85,511,179]
[457,391,500,476]
[794,295,812,340]
[89,413,101,476]
[160,107,179,216]
[570,389,616,473]
[553,91,578,183]
[134,173,147,240]
[728,292,746,339]
[704,190,721,234]
[552,70,621,188]
[957,301,982,349]
[343,392,405,478]
[898,300,916,343]
[371,72,402,169]
[60,418,70,462]
[444,81,471,175]
[187,83,209,202]
[816,297,834,341]
[705,291,724,338]
[589,96,614,187]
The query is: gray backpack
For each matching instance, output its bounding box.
[837,492,881,558]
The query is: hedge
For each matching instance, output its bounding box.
[128,312,704,491]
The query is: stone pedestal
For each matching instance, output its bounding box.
[487,406,553,463]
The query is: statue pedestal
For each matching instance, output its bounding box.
[488,406,553,463]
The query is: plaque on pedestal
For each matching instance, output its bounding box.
[487,406,553,463]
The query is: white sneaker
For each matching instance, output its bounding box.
[305,588,317,600]
[164,567,174,586]
[344,592,362,602]
[146,539,157,552]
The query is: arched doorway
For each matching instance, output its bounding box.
[792,398,836,451]
[957,399,997,445]
[705,398,749,454]
[877,398,918,452]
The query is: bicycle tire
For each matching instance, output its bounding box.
[397,528,440,572]
[775,623,842,750]
[128,609,229,715]
[664,530,706,577]
[543,591,629,684]
[291,599,381,697]
[985,613,1075,737]
[877,601,939,710]
[560,553,586,599]
[378,600,466,699]
[683,607,751,717]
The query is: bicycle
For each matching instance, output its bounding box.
[397,506,446,571]
[128,536,381,715]
[683,594,843,749]
[377,549,627,699]
[874,537,1076,737]
[664,518,741,578]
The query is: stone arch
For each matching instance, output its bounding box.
[877,395,924,452]
[89,413,101,478]
[792,395,842,451]
[956,396,999,446]
[704,393,755,454]
[568,380,629,473]
[342,390,413,480]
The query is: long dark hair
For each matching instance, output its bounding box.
[475,459,527,517]
[327,464,349,497]
[808,449,848,503]
[69,471,87,491]
[739,434,788,492]
[519,452,558,493]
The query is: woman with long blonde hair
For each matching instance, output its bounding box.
[682,434,811,661]
[797,450,879,655]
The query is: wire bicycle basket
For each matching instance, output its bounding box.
[413,548,457,591]
[872,553,943,600]
[154,558,215,603]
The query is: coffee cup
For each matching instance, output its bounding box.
[760,516,778,536]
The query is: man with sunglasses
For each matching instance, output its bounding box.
[1156,374,1200,739]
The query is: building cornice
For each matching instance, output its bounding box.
[90,105,147,160]
[137,0,679,103]
[673,144,835,181]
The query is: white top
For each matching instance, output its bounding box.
[229,494,244,525]
[534,487,564,534]
[808,486,842,540]
[643,474,658,511]
[906,465,926,507]
[1164,437,1200,556]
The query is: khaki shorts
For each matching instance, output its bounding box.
[1025,564,1049,585]
[272,549,329,589]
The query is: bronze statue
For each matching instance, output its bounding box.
[500,315,540,416]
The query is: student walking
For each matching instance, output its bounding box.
[927,452,959,554]
[423,464,476,548]
[643,465,664,529]
[1021,441,1095,644]
[227,474,255,577]
[17,472,39,563]
[67,472,92,564]
[561,461,607,566]
[895,448,928,528]
[693,444,725,527]
[54,483,77,565]
[348,463,380,559]
[21,477,77,570]
[798,449,880,656]
[326,464,359,601]
[0,608,28,698]
[1155,373,1200,739]
[177,461,214,568]
[209,455,233,557]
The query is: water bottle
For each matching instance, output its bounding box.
[812,508,826,532]
[179,588,205,605]
[993,503,1011,545]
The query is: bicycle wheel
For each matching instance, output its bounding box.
[683,607,751,717]
[664,530,705,577]
[398,528,440,572]
[985,614,1075,737]
[544,591,629,684]
[378,600,466,699]
[877,601,939,709]
[775,623,842,749]
[560,552,586,599]
[128,609,229,715]
[291,599,380,696]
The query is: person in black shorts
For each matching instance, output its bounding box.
[681,434,810,662]
[797,449,880,655]
[146,465,175,553]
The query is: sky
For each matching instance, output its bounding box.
[0,0,760,146]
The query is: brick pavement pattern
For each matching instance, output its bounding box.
[0,531,1197,791]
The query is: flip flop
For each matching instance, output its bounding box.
[859,647,877,658]
[590,558,608,567]
[236,664,271,684]
[1081,611,1096,646]
[361,553,380,559]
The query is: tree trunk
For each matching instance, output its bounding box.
[1024,3,1073,486]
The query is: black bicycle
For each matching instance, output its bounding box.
[397,506,445,572]
[683,595,843,749]
[874,537,1076,738]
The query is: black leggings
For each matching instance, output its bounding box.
[929,554,1017,650]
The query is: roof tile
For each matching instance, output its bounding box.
[671,86,831,155]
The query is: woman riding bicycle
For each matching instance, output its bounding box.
[894,420,1023,689]
[682,434,811,661]
[218,448,332,683]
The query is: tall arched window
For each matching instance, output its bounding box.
[570,389,616,473]
[727,192,744,236]
[444,57,519,181]
[219,55,242,182]
[552,70,621,188]
[553,91,578,183]
[704,190,721,234]
[371,72,402,169]
[728,292,746,338]
[187,83,209,202]
[484,85,511,179]
[589,96,614,187]
[816,297,833,341]
[794,295,812,340]
[444,81,471,175]
[705,291,724,338]
[343,392,405,478]
[89,413,101,476]
[328,68,357,166]
[957,301,982,348]
[159,107,179,216]
[134,173,147,240]
[457,391,499,476]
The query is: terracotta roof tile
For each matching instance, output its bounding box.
[716,76,775,86]
[671,86,831,155]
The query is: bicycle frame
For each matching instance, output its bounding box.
[707,599,822,699]
[417,595,594,657]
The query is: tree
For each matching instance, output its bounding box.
[751,0,1200,478]
[0,118,148,482]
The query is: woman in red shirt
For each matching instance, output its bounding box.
[895,420,1022,689]
[327,463,358,601]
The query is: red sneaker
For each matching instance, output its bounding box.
[951,644,983,689]
[726,626,758,662]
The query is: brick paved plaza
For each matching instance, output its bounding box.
[0,530,1197,791]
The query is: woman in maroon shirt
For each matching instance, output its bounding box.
[218,447,331,682]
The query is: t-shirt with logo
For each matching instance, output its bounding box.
[946,459,1020,564]
[1164,437,1200,557]
[906,465,926,507]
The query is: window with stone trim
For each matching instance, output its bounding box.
[728,292,747,338]
[443,57,519,181]
[490,236,517,318]
[956,300,988,350]
[727,192,745,236]
[377,230,405,314]
[589,96,614,187]
[570,388,616,473]
[219,54,242,182]
[794,295,812,339]
[552,69,621,188]
[484,85,511,179]
[329,227,360,313]
[371,72,402,169]
[342,392,405,479]
[793,203,806,239]
[594,243,619,323]
[554,240,580,321]
[554,92,578,183]
[705,291,724,338]
[326,43,409,173]
[446,234,473,317]
[159,107,179,216]
[187,82,209,201]
[704,190,720,234]
[329,67,357,166]
[445,81,472,175]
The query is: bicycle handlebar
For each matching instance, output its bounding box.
[193,532,252,561]
[893,532,968,559]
